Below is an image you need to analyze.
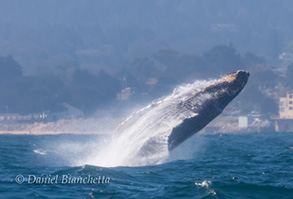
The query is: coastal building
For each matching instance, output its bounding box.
[279,91,293,119]
[238,111,261,129]
[273,91,293,132]
[0,114,39,123]
[238,116,253,128]
[117,87,132,100]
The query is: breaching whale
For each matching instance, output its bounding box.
[168,70,250,150]
[109,70,249,166]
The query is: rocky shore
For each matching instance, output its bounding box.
[0,117,122,135]
[0,117,277,135]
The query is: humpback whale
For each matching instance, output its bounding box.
[168,70,250,150]
[106,70,249,166]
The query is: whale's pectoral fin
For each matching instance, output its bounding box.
[168,114,207,151]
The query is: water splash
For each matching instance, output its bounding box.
[195,180,212,188]
[86,79,220,167]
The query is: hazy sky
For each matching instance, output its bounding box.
[0,0,292,74]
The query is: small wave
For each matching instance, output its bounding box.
[33,149,47,155]
[195,180,211,188]
[209,189,217,196]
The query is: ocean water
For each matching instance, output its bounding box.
[1,132,293,199]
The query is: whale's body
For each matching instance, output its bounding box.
[110,70,249,166]
[168,70,250,150]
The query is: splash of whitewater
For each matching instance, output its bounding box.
[86,79,220,167]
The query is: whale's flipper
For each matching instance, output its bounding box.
[168,70,250,151]
[112,70,249,166]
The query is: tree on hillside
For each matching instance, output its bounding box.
[253,69,278,89]
[242,52,265,67]
[0,75,66,114]
[0,55,23,79]
[260,97,278,118]
[164,54,204,82]
[152,49,180,66]
[203,44,243,75]
[131,57,158,80]
[286,63,293,88]
[69,69,121,114]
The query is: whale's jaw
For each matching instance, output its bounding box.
[167,70,250,151]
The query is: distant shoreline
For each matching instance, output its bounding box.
[0,116,291,135]
[1,130,288,135]
[0,130,108,135]
[0,118,121,135]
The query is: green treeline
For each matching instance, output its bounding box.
[0,45,292,116]
[0,56,120,115]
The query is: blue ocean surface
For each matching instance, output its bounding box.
[1,132,293,199]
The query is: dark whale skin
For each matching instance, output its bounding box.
[168,70,250,151]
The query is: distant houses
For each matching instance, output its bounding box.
[46,103,84,122]
[117,87,133,100]
[0,114,39,123]
[279,91,293,119]
[0,103,83,124]
[236,91,293,132]
[274,91,293,132]
[1,90,293,133]
[237,112,273,132]
[238,116,254,129]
